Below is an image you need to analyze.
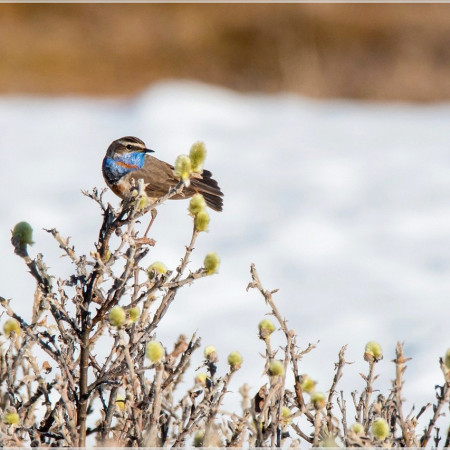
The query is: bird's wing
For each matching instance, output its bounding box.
[129,155,180,198]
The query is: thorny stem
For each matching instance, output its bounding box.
[326,345,348,431]
[248,263,315,424]
[393,342,412,447]
[420,358,450,447]
[361,359,376,431]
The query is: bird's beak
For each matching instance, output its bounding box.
[143,148,155,153]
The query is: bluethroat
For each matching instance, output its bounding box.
[102,136,223,211]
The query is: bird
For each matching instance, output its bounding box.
[102,136,223,211]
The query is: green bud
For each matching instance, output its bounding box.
[195,372,208,385]
[3,412,19,426]
[189,193,206,216]
[195,210,210,232]
[193,430,205,447]
[108,306,126,328]
[227,351,243,370]
[311,391,326,410]
[371,417,390,440]
[258,318,275,340]
[146,340,164,363]
[174,154,192,182]
[134,193,148,210]
[281,406,291,424]
[444,348,450,369]
[204,345,218,362]
[189,141,207,173]
[203,252,220,275]
[128,307,140,323]
[115,395,125,411]
[351,422,364,435]
[364,341,383,362]
[268,360,285,376]
[300,374,317,394]
[148,261,167,278]
[3,318,21,338]
[12,221,34,246]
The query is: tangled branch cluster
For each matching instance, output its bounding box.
[0,178,449,447]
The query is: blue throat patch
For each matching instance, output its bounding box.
[103,152,146,184]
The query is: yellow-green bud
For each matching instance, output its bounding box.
[129,307,140,323]
[268,360,285,376]
[195,210,210,232]
[203,252,220,275]
[371,417,390,440]
[12,221,34,246]
[108,306,126,328]
[227,351,243,370]
[195,372,208,385]
[115,395,125,411]
[445,348,450,369]
[146,340,164,363]
[300,374,317,394]
[193,430,205,447]
[134,193,148,210]
[189,193,206,216]
[148,261,167,279]
[174,154,192,182]
[311,391,326,410]
[281,406,291,424]
[189,141,206,173]
[351,422,364,435]
[258,318,275,339]
[204,345,218,362]
[3,412,19,426]
[364,341,383,362]
[3,318,21,338]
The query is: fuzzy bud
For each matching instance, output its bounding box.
[148,261,167,279]
[134,193,148,210]
[108,306,126,328]
[189,141,207,173]
[195,372,208,386]
[12,221,34,246]
[189,193,206,216]
[311,391,326,410]
[128,307,140,323]
[300,374,317,394]
[351,422,364,435]
[174,154,192,182]
[115,395,125,411]
[193,430,205,447]
[195,210,210,232]
[3,318,21,338]
[3,411,19,426]
[227,351,243,370]
[258,318,275,340]
[281,406,291,424]
[203,252,220,275]
[146,340,164,363]
[371,417,390,440]
[204,345,218,362]
[268,360,285,377]
[445,348,450,369]
[364,341,383,362]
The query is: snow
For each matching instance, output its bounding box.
[0,81,449,431]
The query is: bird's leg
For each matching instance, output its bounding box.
[144,208,158,238]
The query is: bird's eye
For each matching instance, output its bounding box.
[126,144,132,150]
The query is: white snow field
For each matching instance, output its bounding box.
[0,81,449,435]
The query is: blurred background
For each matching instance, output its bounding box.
[1,3,449,101]
[1,4,450,441]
